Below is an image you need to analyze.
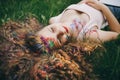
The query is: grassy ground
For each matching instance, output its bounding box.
[0,0,120,80]
[0,0,79,25]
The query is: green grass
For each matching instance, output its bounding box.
[0,0,79,25]
[91,38,120,80]
[0,0,120,80]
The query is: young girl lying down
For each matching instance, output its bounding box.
[27,0,120,53]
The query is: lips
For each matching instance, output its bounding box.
[63,26,69,33]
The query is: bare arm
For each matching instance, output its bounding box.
[83,0,120,33]
[85,28,119,42]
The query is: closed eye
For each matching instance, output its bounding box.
[51,27,55,32]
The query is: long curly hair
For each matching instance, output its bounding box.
[0,17,101,80]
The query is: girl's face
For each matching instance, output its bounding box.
[37,23,71,48]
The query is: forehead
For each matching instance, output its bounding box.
[40,24,53,32]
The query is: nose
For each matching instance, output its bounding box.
[56,28,66,39]
[57,31,68,44]
[52,26,68,46]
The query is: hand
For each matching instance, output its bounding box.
[81,0,105,11]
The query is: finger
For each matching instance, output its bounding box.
[86,3,96,7]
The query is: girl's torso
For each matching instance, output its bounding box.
[50,3,106,40]
[60,9,90,25]
[51,3,105,29]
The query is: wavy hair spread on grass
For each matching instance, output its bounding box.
[0,17,101,80]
